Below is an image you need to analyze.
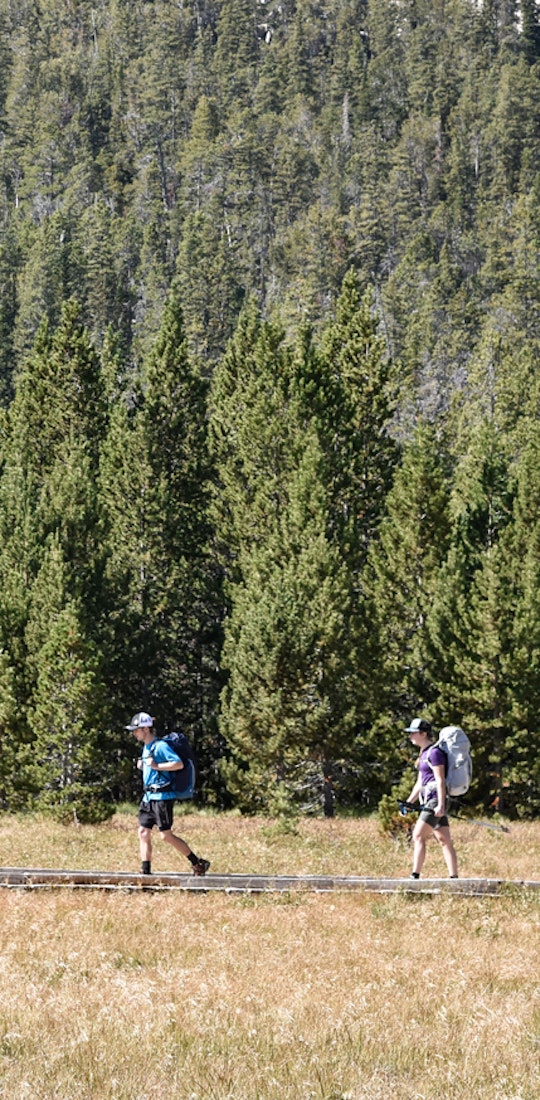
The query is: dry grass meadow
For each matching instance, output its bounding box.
[0,810,538,1100]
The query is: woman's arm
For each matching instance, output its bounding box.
[431,762,446,816]
[407,774,423,804]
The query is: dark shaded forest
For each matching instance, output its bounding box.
[0,0,539,819]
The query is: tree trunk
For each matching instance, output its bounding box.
[323,768,334,818]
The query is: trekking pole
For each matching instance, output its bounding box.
[466,819,510,833]
[448,798,511,832]
[397,800,510,832]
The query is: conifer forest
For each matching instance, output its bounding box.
[0,0,539,820]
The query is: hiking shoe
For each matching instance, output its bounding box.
[192,858,210,876]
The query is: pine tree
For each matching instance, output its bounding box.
[0,226,20,403]
[211,290,395,810]
[367,422,451,721]
[10,299,106,475]
[496,433,540,813]
[0,303,109,807]
[219,430,353,813]
[80,199,133,351]
[210,308,338,809]
[209,300,297,581]
[319,268,398,567]
[7,300,106,617]
[100,280,219,755]
[28,596,111,824]
[521,0,540,62]
[364,0,408,139]
[214,0,260,109]
[175,207,245,363]
[0,453,35,738]
[13,214,85,363]
[24,533,112,824]
[426,420,515,808]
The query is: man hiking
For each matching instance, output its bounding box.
[127,711,210,877]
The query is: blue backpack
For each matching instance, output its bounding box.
[152,732,197,800]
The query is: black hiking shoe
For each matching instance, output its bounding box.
[192,858,211,876]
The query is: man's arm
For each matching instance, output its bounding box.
[146,754,184,772]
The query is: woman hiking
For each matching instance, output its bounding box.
[404,717,458,880]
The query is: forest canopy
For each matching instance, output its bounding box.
[0,0,539,819]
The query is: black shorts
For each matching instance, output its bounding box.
[419,807,449,829]
[419,795,449,829]
[138,798,175,832]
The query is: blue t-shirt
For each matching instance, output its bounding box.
[142,738,181,801]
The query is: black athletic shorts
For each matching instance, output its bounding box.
[138,798,175,832]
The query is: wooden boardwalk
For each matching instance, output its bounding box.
[0,867,539,896]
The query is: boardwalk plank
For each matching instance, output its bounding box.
[0,867,538,895]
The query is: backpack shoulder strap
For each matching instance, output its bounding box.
[425,740,448,778]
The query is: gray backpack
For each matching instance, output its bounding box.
[430,725,472,797]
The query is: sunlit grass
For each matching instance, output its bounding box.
[0,806,533,881]
[0,812,538,1099]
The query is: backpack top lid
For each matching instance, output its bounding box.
[438,725,469,745]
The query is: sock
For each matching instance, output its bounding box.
[141,860,151,875]
[188,852,199,867]
[410,871,420,879]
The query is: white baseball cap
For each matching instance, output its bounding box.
[125,711,154,730]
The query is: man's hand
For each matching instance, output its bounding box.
[434,802,445,817]
[146,755,156,769]
[137,758,143,771]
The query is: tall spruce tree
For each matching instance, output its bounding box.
[25,536,112,822]
[426,420,515,809]
[28,600,110,823]
[6,301,106,621]
[366,422,451,729]
[209,301,299,583]
[0,302,109,810]
[100,280,219,771]
[219,429,353,813]
[318,269,398,568]
[313,270,400,800]
[495,433,540,813]
[211,282,397,811]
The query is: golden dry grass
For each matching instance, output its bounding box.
[0,807,535,880]
[0,811,538,1100]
